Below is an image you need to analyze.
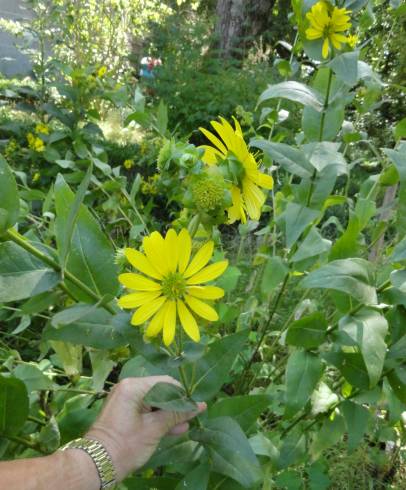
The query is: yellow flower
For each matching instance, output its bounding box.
[27,133,45,152]
[97,66,107,78]
[118,228,228,346]
[347,34,358,49]
[35,123,49,135]
[32,172,41,182]
[305,1,352,59]
[123,159,134,170]
[199,117,273,224]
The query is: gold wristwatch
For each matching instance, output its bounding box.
[61,437,117,489]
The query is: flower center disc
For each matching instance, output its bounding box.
[162,272,186,300]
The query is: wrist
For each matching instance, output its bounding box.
[52,447,100,490]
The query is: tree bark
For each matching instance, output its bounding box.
[214,0,245,59]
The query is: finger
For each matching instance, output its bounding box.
[148,401,207,434]
[169,422,189,435]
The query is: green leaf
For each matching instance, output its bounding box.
[301,258,377,305]
[261,256,289,294]
[394,118,406,141]
[251,140,313,178]
[387,366,406,404]
[383,143,406,237]
[341,400,371,451]
[124,477,179,489]
[0,375,29,436]
[291,228,331,263]
[144,382,198,412]
[156,100,168,136]
[286,312,328,349]
[0,241,60,303]
[0,154,19,234]
[303,104,345,142]
[38,416,60,453]
[258,82,323,111]
[279,203,320,249]
[208,395,271,432]
[54,175,118,301]
[310,414,345,459]
[190,417,262,488]
[328,51,359,87]
[216,266,241,292]
[277,431,306,469]
[285,350,324,417]
[337,308,388,387]
[119,355,164,379]
[43,309,137,349]
[302,142,347,176]
[175,463,210,490]
[59,163,93,270]
[13,363,54,392]
[191,329,249,401]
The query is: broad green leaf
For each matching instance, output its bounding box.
[13,363,54,392]
[275,470,304,489]
[216,266,241,292]
[286,312,328,349]
[250,140,313,178]
[156,100,168,136]
[119,355,164,379]
[310,414,345,459]
[391,237,406,262]
[328,51,359,87]
[54,175,118,302]
[43,309,137,349]
[147,436,198,469]
[279,203,320,249]
[387,366,406,404]
[277,431,306,469]
[59,163,93,270]
[38,416,60,453]
[191,329,249,401]
[124,477,179,490]
[258,82,323,111]
[0,154,19,234]
[341,400,371,451]
[337,308,388,387]
[301,258,377,305]
[90,351,115,392]
[190,417,262,488]
[285,350,324,417]
[383,144,406,237]
[291,228,331,263]
[0,376,29,436]
[144,382,198,412]
[261,256,289,294]
[303,104,345,142]
[395,118,406,141]
[175,463,210,490]
[302,142,347,176]
[208,395,271,431]
[0,241,60,302]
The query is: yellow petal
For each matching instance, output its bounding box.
[165,228,178,272]
[242,178,265,221]
[232,116,243,137]
[177,299,200,342]
[199,126,227,154]
[306,27,323,40]
[131,296,167,326]
[322,38,330,59]
[201,146,222,165]
[186,260,228,285]
[178,228,192,274]
[119,273,161,291]
[252,171,274,190]
[118,290,162,309]
[228,185,246,224]
[184,295,218,321]
[187,285,225,300]
[146,301,168,337]
[211,119,233,149]
[143,231,169,275]
[163,300,177,346]
[184,241,214,278]
[124,248,162,280]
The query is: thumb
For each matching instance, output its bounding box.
[146,402,206,436]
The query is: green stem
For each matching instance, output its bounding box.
[4,229,116,315]
[318,67,334,142]
[6,435,47,455]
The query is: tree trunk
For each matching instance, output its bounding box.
[214,0,245,59]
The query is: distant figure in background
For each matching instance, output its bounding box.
[139,56,162,95]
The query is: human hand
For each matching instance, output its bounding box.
[85,375,206,482]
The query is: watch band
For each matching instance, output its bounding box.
[61,437,117,489]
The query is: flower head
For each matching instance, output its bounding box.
[97,66,107,78]
[123,159,134,170]
[118,228,228,346]
[27,133,45,152]
[199,117,273,224]
[35,123,49,135]
[347,34,358,49]
[305,1,352,58]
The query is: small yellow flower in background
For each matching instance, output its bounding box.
[123,159,134,170]
[305,1,352,59]
[199,117,273,224]
[347,34,358,49]
[32,172,41,182]
[27,133,45,152]
[97,66,107,78]
[118,228,228,346]
[35,123,49,135]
